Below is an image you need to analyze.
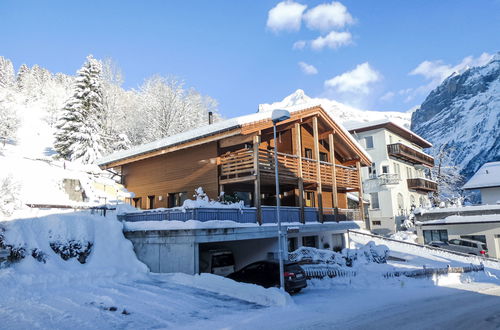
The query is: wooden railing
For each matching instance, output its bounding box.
[387,143,434,167]
[407,178,438,192]
[219,149,360,189]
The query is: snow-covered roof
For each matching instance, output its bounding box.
[463,162,500,190]
[419,214,500,226]
[345,119,433,148]
[97,104,372,167]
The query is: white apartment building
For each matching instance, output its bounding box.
[348,120,436,235]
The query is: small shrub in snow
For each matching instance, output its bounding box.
[0,228,26,264]
[50,240,93,264]
[31,248,47,263]
[345,241,389,266]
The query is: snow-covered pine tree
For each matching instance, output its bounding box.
[54,55,105,164]
[0,57,15,88]
[0,99,20,146]
[16,64,30,90]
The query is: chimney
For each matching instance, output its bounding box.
[208,111,213,125]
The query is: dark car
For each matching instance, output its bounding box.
[227,260,307,293]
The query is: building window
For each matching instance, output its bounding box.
[372,221,381,226]
[397,193,404,214]
[304,148,313,159]
[288,237,298,252]
[394,163,401,178]
[368,163,377,177]
[168,192,188,207]
[423,229,448,244]
[406,167,413,179]
[364,136,374,149]
[319,152,328,162]
[147,195,155,209]
[302,236,318,248]
[370,192,380,209]
[382,165,389,174]
[410,195,416,210]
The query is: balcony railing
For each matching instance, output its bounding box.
[407,178,438,192]
[118,206,362,224]
[376,173,400,185]
[387,143,434,167]
[219,149,360,189]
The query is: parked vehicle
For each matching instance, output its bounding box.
[227,260,307,293]
[199,249,235,276]
[428,238,488,256]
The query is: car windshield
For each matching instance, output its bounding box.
[212,254,234,268]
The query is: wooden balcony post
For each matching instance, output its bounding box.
[328,133,338,208]
[356,161,367,228]
[313,116,324,223]
[253,135,262,225]
[294,123,305,223]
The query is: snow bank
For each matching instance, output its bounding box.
[0,212,148,277]
[166,273,292,307]
[390,231,418,243]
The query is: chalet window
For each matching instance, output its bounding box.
[394,163,401,178]
[169,192,188,207]
[370,193,379,209]
[132,197,142,209]
[304,148,313,159]
[372,220,381,226]
[319,152,328,162]
[423,230,448,244]
[147,195,155,209]
[302,236,318,248]
[305,191,315,207]
[364,136,374,149]
[382,166,389,174]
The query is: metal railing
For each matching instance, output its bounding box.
[118,206,362,224]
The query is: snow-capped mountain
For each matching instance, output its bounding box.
[411,53,500,179]
[259,89,412,128]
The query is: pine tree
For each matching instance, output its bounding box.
[16,64,30,90]
[54,55,105,164]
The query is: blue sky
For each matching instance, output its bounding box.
[0,0,499,117]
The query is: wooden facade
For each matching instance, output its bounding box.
[100,106,371,222]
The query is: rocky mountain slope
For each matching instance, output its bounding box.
[411,53,500,179]
[259,89,412,128]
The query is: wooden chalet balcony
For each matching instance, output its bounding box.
[407,178,438,192]
[218,149,359,190]
[387,143,434,167]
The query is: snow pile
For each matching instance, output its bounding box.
[167,273,292,307]
[181,187,244,209]
[390,231,418,243]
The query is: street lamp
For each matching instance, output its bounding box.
[271,109,290,291]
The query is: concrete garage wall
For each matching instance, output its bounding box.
[200,238,278,271]
[131,242,198,274]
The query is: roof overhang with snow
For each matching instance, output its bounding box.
[346,119,432,149]
[462,161,500,190]
[97,105,372,169]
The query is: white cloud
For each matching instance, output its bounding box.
[292,40,307,50]
[405,52,493,102]
[380,91,395,102]
[325,62,381,94]
[310,31,352,50]
[267,1,307,33]
[298,62,318,75]
[303,1,354,32]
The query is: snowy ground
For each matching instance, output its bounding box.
[1,211,500,330]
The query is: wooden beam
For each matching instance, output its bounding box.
[253,135,262,225]
[356,161,367,228]
[219,175,256,185]
[328,133,338,208]
[313,116,324,223]
[294,123,305,223]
